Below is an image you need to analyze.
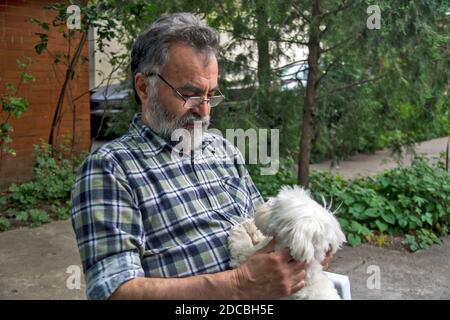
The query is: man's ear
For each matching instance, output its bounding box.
[134,73,150,104]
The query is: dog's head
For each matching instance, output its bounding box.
[254,185,346,264]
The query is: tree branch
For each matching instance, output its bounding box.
[72,53,128,103]
[317,75,385,100]
[314,55,344,88]
[49,31,87,147]
[318,0,350,20]
[275,38,309,46]
[291,2,311,24]
[273,59,309,71]
[232,35,309,46]
[320,35,356,54]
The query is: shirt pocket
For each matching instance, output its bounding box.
[214,175,253,223]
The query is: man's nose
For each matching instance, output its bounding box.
[190,100,210,117]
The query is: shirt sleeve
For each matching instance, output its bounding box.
[71,152,145,300]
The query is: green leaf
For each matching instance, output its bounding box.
[35,43,47,55]
[381,213,396,224]
[5,82,17,93]
[0,218,11,231]
[375,220,389,232]
[347,233,362,247]
[1,122,13,132]
[413,196,426,206]
[15,211,29,222]
[364,207,381,218]
[397,216,407,227]
[351,221,372,236]
[21,73,35,83]
[409,216,423,228]
[421,212,433,226]
[29,209,50,228]
[337,217,349,228]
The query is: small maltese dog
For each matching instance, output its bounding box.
[228,185,346,300]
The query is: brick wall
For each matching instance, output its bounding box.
[0,0,91,189]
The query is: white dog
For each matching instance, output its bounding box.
[228,185,346,300]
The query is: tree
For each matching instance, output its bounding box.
[293,0,449,187]
[27,0,448,189]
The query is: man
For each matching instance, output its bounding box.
[71,12,329,300]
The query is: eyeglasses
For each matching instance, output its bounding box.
[147,73,225,109]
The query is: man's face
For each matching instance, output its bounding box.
[139,43,219,143]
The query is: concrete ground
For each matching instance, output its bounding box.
[311,136,449,179]
[1,219,449,300]
[0,220,86,299]
[0,136,448,300]
[328,236,450,300]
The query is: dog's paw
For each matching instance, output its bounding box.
[228,219,271,267]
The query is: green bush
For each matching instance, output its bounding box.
[0,140,87,231]
[248,156,297,200]
[309,155,450,251]
[249,153,449,251]
[0,217,11,231]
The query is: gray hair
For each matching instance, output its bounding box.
[131,12,220,104]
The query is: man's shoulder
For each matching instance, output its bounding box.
[91,135,134,158]
[84,132,141,169]
[91,134,132,157]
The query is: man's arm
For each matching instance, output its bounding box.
[110,239,307,300]
[109,269,239,300]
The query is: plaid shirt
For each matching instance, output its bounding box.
[71,113,263,300]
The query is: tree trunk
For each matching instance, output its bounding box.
[255,0,271,93]
[297,0,322,187]
[48,31,87,149]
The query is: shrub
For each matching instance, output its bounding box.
[0,217,11,231]
[0,140,87,231]
[248,156,297,200]
[309,155,450,251]
[248,153,449,251]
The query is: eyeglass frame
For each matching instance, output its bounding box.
[146,72,225,109]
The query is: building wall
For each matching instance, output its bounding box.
[90,25,126,89]
[0,0,91,189]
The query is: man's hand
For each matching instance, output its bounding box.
[232,239,307,299]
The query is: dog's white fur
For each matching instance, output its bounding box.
[228,185,346,300]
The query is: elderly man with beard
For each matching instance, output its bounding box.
[71,12,313,300]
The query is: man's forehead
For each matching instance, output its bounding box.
[163,43,218,85]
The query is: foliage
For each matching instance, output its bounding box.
[0,58,35,156]
[249,154,450,252]
[308,155,450,251]
[248,157,297,200]
[83,0,449,169]
[0,140,87,230]
[0,217,11,232]
[308,0,449,166]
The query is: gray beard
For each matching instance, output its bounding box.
[143,92,210,149]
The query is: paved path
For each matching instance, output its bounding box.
[0,136,448,300]
[329,236,450,300]
[311,136,449,179]
[0,220,86,299]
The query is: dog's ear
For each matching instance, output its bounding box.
[328,220,347,254]
[287,220,325,264]
[254,199,274,236]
